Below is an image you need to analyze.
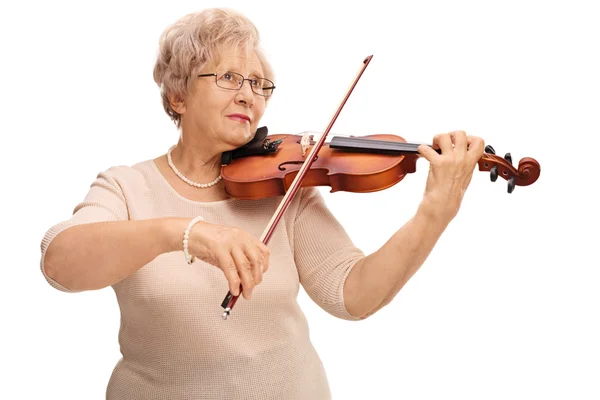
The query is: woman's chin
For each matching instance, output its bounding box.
[224,128,254,148]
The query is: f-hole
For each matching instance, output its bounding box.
[278,156,318,171]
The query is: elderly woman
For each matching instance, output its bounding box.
[40,7,484,400]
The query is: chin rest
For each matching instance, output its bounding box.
[221,126,282,165]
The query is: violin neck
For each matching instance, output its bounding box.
[329,136,433,155]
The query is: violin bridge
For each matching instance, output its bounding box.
[301,134,313,156]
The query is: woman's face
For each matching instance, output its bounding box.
[177,45,268,152]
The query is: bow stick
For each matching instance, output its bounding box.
[220,55,374,320]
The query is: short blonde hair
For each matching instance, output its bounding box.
[152,8,275,128]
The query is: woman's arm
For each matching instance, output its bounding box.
[343,202,450,319]
[43,217,270,296]
[343,131,485,319]
[42,218,184,292]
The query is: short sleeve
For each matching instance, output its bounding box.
[40,167,130,292]
[293,188,365,321]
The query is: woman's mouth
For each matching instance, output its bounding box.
[227,114,251,123]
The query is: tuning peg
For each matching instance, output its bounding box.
[508,176,515,193]
[485,145,496,155]
[490,165,498,182]
[504,152,512,165]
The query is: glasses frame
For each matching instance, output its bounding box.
[197,71,276,97]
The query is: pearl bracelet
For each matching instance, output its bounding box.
[183,216,204,264]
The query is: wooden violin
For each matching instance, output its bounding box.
[219,54,540,319]
[220,131,540,199]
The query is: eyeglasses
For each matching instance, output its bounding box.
[197,71,275,97]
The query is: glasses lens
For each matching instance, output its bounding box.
[215,71,274,97]
[215,71,243,90]
[255,78,275,97]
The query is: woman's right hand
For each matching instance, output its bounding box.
[183,220,270,300]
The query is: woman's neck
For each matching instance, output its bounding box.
[152,133,230,202]
[169,137,222,184]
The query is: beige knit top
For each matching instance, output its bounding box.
[39,158,365,400]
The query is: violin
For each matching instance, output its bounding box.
[220,130,540,199]
[218,55,541,319]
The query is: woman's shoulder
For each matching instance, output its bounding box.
[101,158,153,176]
[91,159,160,192]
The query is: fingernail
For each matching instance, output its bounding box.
[260,263,264,272]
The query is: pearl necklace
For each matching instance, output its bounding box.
[167,145,222,188]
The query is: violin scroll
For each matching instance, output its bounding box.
[478,144,540,193]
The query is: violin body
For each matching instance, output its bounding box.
[221,132,541,200]
[221,133,419,200]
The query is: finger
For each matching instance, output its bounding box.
[417,144,440,163]
[467,136,485,153]
[216,251,242,297]
[466,136,485,163]
[449,130,467,156]
[231,247,255,300]
[257,242,270,273]
[244,243,264,285]
[433,133,454,155]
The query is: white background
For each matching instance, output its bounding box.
[2,0,598,399]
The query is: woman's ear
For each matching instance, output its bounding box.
[168,92,186,115]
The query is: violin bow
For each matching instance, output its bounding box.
[220,55,374,320]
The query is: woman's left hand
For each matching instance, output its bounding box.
[417,130,485,222]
